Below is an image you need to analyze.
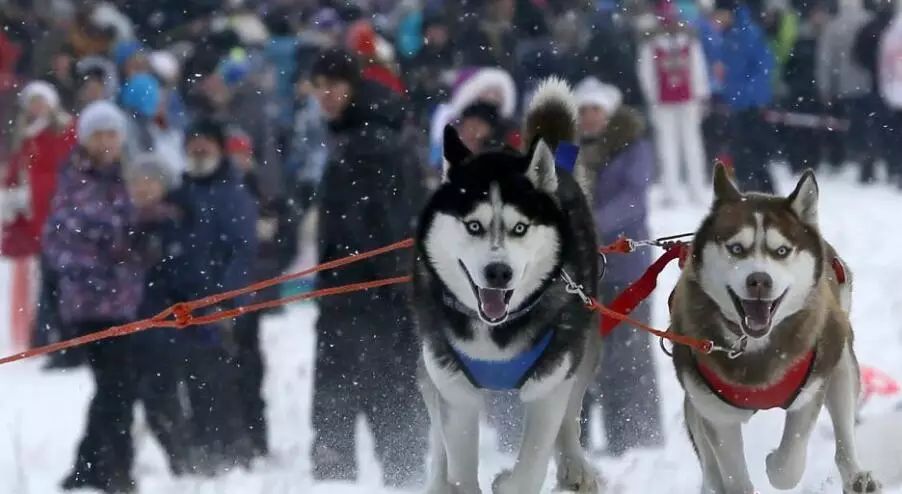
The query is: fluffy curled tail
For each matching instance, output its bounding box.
[522,77,578,153]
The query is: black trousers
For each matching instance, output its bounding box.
[728,109,775,194]
[68,326,138,489]
[581,283,664,456]
[67,324,192,490]
[182,334,249,470]
[232,312,268,455]
[310,307,427,487]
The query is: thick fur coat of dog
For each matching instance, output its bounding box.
[670,164,881,494]
[411,78,602,494]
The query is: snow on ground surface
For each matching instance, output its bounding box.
[1,166,901,493]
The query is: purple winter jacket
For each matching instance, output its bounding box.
[582,107,654,285]
[42,149,143,327]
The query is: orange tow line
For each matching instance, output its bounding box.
[0,236,715,366]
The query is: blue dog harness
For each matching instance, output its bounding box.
[450,330,555,390]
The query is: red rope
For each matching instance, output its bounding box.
[0,236,708,367]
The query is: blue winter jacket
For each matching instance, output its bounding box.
[719,6,775,110]
[169,160,258,309]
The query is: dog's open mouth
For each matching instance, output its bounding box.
[459,260,514,324]
[727,287,788,338]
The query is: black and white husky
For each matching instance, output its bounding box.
[412,78,602,494]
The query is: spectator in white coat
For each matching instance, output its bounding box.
[637,1,710,205]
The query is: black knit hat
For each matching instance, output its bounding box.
[186,118,226,148]
[310,48,361,87]
[460,102,500,128]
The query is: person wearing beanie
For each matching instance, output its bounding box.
[48,99,145,493]
[572,76,665,457]
[187,46,284,204]
[637,1,710,205]
[2,80,77,367]
[168,116,260,470]
[310,45,428,488]
[119,72,187,183]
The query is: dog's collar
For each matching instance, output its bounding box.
[695,350,817,411]
[449,329,555,390]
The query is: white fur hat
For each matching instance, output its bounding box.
[574,77,623,115]
[77,101,127,144]
[450,67,517,118]
[149,50,180,84]
[19,80,60,109]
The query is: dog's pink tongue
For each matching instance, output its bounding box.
[478,288,508,321]
[741,300,772,332]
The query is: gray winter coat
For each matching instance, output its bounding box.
[816,6,874,101]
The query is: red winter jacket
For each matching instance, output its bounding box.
[1,121,77,257]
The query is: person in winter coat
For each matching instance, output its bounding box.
[170,118,259,472]
[852,0,895,184]
[781,4,831,174]
[710,0,777,193]
[876,7,902,187]
[573,77,665,456]
[224,129,300,458]
[309,48,428,488]
[186,47,284,203]
[428,67,519,170]
[637,4,710,205]
[1,81,76,358]
[114,152,194,478]
[46,101,142,494]
[402,9,455,125]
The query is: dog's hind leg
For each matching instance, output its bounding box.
[493,379,574,494]
[765,393,824,489]
[554,344,601,493]
[826,344,882,494]
[684,398,725,494]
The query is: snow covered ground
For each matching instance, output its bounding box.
[1,166,901,493]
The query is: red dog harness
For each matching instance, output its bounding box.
[691,257,845,410]
[696,351,816,410]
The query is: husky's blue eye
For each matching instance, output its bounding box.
[774,246,792,258]
[465,220,485,235]
[727,243,745,256]
[511,222,529,237]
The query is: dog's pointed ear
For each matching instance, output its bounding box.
[788,169,819,226]
[443,125,471,178]
[712,160,741,204]
[526,138,558,193]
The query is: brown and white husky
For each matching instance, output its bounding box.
[670,164,881,494]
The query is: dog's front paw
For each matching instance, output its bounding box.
[765,449,805,489]
[844,471,881,493]
[491,470,515,494]
[554,459,602,493]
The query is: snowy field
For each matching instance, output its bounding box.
[1,165,901,493]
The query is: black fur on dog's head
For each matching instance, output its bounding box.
[414,125,571,326]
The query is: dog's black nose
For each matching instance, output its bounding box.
[484,263,513,288]
[746,272,773,298]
